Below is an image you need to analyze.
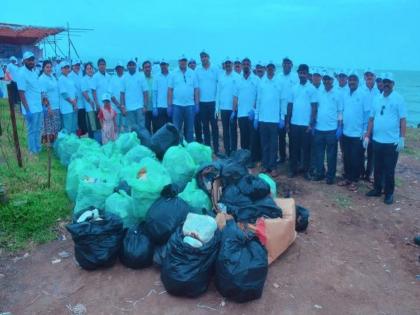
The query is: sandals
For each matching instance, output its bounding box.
[347,183,358,192]
[337,179,350,187]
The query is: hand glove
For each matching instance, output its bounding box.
[362,136,369,149]
[167,106,173,118]
[152,107,158,117]
[395,137,405,152]
[336,126,343,140]
[248,109,255,121]
[230,111,237,123]
[278,119,285,129]
[195,104,200,114]
[253,119,259,130]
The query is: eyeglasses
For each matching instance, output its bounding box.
[380,105,385,115]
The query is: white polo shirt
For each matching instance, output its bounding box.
[17,66,42,114]
[168,68,198,106]
[256,75,285,123]
[216,71,239,111]
[68,70,84,109]
[280,72,299,90]
[196,65,218,102]
[81,75,95,112]
[39,73,60,110]
[153,72,171,108]
[122,72,148,111]
[315,87,343,131]
[342,87,370,138]
[289,81,319,126]
[234,73,259,118]
[110,74,124,113]
[58,74,77,115]
[7,63,20,82]
[92,71,111,106]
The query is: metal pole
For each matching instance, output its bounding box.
[67,22,71,60]
[7,83,23,168]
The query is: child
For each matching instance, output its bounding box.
[98,93,117,144]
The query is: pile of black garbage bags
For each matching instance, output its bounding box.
[66,145,309,303]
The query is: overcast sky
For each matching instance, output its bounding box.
[1,0,419,70]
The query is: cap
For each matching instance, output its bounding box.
[283,57,292,63]
[101,93,111,102]
[224,56,232,63]
[312,67,322,76]
[200,50,209,57]
[297,64,309,72]
[72,59,81,66]
[160,58,169,65]
[127,58,136,65]
[382,72,394,82]
[22,51,35,60]
[188,58,196,64]
[178,54,187,61]
[376,72,385,80]
[364,67,375,75]
[266,60,276,68]
[9,56,18,62]
[322,70,334,79]
[60,61,70,68]
[115,61,124,68]
[348,70,359,79]
[337,69,348,76]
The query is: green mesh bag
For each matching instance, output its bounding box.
[105,191,138,228]
[179,179,212,214]
[162,145,196,191]
[56,133,82,166]
[123,145,156,165]
[115,132,140,155]
[66,159,97,202]
[186,142,213,166]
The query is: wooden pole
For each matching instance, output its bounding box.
[7,83,23,168]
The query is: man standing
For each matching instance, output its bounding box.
[255,62,265,79]
[188,58,202,143]
[17,51,43,155]
[92,58,111,110]
[68,60,86,135]
[6,56,20,82]
[313,72,343,184]
[167,55,199,142]
[196,50,219,153]
[216,57,238,156]
[338,72,370,191]
[234,59,242,75]
[152,59,171,131]
[143,60,154,133]
[255,62,285,176]
[58,61,78,134]
[286,64,319,178]
[365,73,406,205]
[233,58,259,162]
[311,69,322,89]
[110,61,125,133]
[188,59,197,71]
[121,59,149,132]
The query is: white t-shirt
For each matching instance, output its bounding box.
[216,71,239,111]
[110,74,124,113]
[81,75,95,112]
[234,73,259,118]
[58,74,77,115]
[289,82,319,126]
[68,70,84,109]
[39,73,60,110]
[122,72,148,111]
[92,71,111,106]
[17,66,42,114]
[7,63,20,82]
[153,72,171,108]
[196,65,218,102]
[168,68,198,106]
[256,75,286,123]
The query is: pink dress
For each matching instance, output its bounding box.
[98,107,117,144]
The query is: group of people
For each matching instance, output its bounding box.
[8,50,407,204]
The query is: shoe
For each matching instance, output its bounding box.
[337,179,350,187]
[287,171,296,178]
[311,175,325,182]
[384,194,394,205]
[366,189,381,197]
[326,178,334,185]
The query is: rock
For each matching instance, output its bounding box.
[314,304,323,310]
[51,258,61,264]
[58,251,71,258]
[273,282,280,289]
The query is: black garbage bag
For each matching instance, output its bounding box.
[145,196,191,245]
[114,180,132,196]
[160,183,180,198]
[237,174,270,201]
[66,211,124,270]
[230,149,251,166]
[215,220,268,303]
[195,163,222,196]
[220,185,282,223]
[153,243,169,266]
[132,126,152,148]
[220,158,248,186]
[296,205,310,232]
[150,123,180,159]
[161,227,220,297]
[120,225,154,269]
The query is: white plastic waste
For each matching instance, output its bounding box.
[182,213,217,247]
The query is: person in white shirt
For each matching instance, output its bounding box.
[39,60,61,143]
[58,61,78,134]
[92,58,111,110]
[6,56,19,82]
[233,58,260,165]
[255,62,265,79]
[286,64,319,178]
[152,59,171,131]
[17,51,43,155]
[68,60,87,135]
[233,59,242,75]
[120,59,149,133]
[110,62,125,133]
[143,60,154,133]
[188,59,197,71]
[81,62,101,142]
[188,57,202,143]
[196,50,219,153]
[167,55,199,142]
[216,57,238,155]
[311,69,322,89]
[255,62,285,176]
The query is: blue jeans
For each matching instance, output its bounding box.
[314,129,338,180]
[173,105,195,142]
[25,112,42,154]
[61,112,78,133]
[126,109,145,132]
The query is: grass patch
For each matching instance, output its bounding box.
[334,195,352,209]
[0,98,71,252]
[403,128,420,159]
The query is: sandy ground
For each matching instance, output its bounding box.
[1,149,420,315]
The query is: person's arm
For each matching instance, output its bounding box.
[400,118,406,138]
[167,88,173,107]
[18,91,30,112]
[366,117,374,138]
[92,89,100,109]
[82,91,95,111]
[194,88,199,107]
[143,91,148,112]
[286,102,293,130]
[309,102,318,131]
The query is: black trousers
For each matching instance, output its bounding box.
[342,135,363,182]
[361,140,374,178]
[373,141,399,195]
[289,124,311,173]
[152,108,169,132]
[314,130,338,180]
[145,110,153,133]
[194,112,203,143]
[278,127,287,161]
[221,109,237,155]
[238,117,252,150]
[199,101,219,153]
[260,122,278,170]
[251,125,262,163]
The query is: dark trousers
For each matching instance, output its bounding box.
[342,135,363,182]
[194,112,203,143]
[309,133,317,175]
[289,124,311,173]
[199,101,219,153]
[361,141,374,178]
[238,117,252,150]
[221,110,237,155]
[152,108,169,132]
[314,130,338,180]
[251,126,262,163]
[145,110,153,133]
[373,141,399,195]
[260,122,278,170]
[278,127,287,161]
